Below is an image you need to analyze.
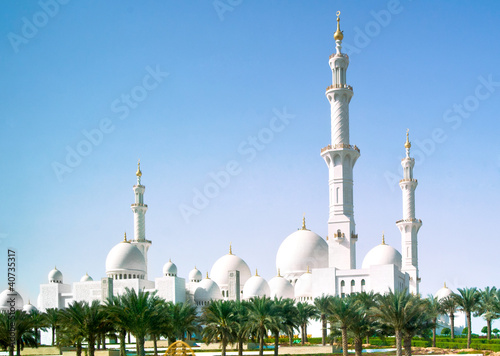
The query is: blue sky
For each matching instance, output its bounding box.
[1,1,499,331]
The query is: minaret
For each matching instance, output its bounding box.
[321,12,359,270]
[130,160,152,279]
[396,130,422,294]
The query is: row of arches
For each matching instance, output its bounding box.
[340,279,366,298]
[109,273,145,280]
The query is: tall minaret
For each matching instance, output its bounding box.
[396,131,422,294]
[321,12,359,270]
[130,160,152,279]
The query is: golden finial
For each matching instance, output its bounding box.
[136,159,142,177]
[444,282,447,288]
[306,265,310,273]
[206,272,209,279]
[255,269,259,276]
[334,11,344,41]
[405,129,411,149]
[122,232,129,243]
[277,268,281,277]
[302,213,306,230]
[229,242,232,255]
[381,232,385,245]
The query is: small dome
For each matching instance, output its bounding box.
[194,277,222,303]
[243,273,270,300]
[0,289,24,311]
[48,267,63,283]
[23,301,38,314]
[276,228,328,278]
[163,260,177,277]
[269,274,294,299]
[361,242,402,270]
[210,248,251,288]
[80,273,93,282]
[105,240,146,276]
[436,283,453,301]
[189,267,202,283]
[294,271,313,301]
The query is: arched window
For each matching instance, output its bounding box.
[340,280,345,298]
[351,280,355,293]
[361,279,366,292]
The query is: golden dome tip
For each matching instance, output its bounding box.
[334,11,344,41]
[405,129,411,149]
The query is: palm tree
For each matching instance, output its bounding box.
[440,295,458,340]
[245,296,279,356]
[58,302,85,356]
[60,300,105,356]
[149,298,171,355]
[201,300,238,356]
[168,301,199,342]
[271,298,298,356]
[402,296,434,356]
[116,288,160,356]
[475,287,499,340]
[233,300,250,356]
[11,311,37,356]
[104,296,128,356]
[426,295,442,347]
[314,295,333,346]
[0,312,14,356]
[296,302,318,345]
[327,295,359,356]
[43,308,61,346]
[353,291,378,344]
[455,287,480,349]
[371,289,421,356]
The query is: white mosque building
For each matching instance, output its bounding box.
[1,14,461,341]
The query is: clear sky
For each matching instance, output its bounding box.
[1,1,499,332]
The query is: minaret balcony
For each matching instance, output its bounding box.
[321,143,360,154]
[395,218,422,224]
[131,203,148,207]
[329,53,349,60]
[326,84,353,92]
[399,178,417,183]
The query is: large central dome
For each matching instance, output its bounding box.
[210,247,251,288]
[106,237,146,278]
[276,226,328,280]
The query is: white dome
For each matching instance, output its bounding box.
[189,267,202,282]
[23,302,38,314]
[0,289,24,311]
[194,277,222,303]
[163,260,177,276]
[276,228,328,278]
[361,242,402,270]
[436,283,453,300]
[243,273,270,300]
[210,249,251,288]
[80,273,93,282]
[269,274,294,299]
[48,267,63,283]
[295,272,313,301]
[105,240,146,276]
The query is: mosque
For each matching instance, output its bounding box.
[0,14,464,342]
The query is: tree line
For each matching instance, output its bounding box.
[1,286,499,356]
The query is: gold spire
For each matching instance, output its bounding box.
[277,268,281,277]
[306,265,310,273]
[405,129,411,149]
[229,242,232,255]
[122,232,129,243]
[206,272,209,279]
[381,232,385,245]
[444,282,447,288]
[255,269,259,276]
[301,213,306,230]
[334,11,344,41]
[136,159,142,177]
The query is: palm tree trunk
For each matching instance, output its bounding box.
[89,335,96,356]
[354,336,362,356]
[259,334,264,356]
[432,319,437,347]
[52,327,56,346]
[341,326,348,356]
[97,334,101,349]
[222,339,227,356]
[366,335,370,345]
[137,335,145,356]
[16,339,21,356]
[119,329,126,356]
[35,327,39,346]
[238,339,243,356]
[288,331,293,346]
[301,325,305,345]
[273,331,279,356]
[322,316,327,346]
[8,343,14,356]
[152,334,158,356]
[403,335,412,356]
[450,313,455,340]
[103,333,107,349]
[487,319,492,341]
[76,341,82,356]
[305,325,308,343]
[128,332,131,344]
[466,312,472,349]
[395,329,403,356]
